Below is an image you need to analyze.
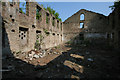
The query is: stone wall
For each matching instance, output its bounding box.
[108,5,120,48]
[1,0,63,54]
[63,9,109,44]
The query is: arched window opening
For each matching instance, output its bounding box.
[80,14,85,20]
[80,23,84,28]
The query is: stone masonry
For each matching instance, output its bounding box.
[63,9,108,44]
[1,1,120,55]
[63,5,120,48]
[1,0,63,54]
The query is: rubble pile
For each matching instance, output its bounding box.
[13,48,62,63]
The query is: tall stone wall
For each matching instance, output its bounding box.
[63,9,109,44]
[108,5,120,48]
[1,0,63,54]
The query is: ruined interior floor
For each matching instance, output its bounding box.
[2,43,120,79]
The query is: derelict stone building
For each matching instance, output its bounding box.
[1,0,63,54]
[63,9,108,44]
[0,1,120,55]
[63,6,120,48]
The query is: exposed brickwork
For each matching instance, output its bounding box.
[1,1,120,55]
[63,9,108,43]
[63,8,120,48]
[1,0,63,54]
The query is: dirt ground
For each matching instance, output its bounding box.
[2,43,120,79]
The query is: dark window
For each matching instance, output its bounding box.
[10,15,12,18]
[46,13,50,24]
[57,20,59,28]
[21,37,23,39]
[10,2,13,7]
[52,33,55,35]
[19,27,28,31]
[12,19,15,22]
[11,29,15,32]
[36,30,41,33]
[32,25,35,28]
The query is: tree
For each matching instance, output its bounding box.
[51,9,55,15]
[109,1,120,10]
[19,2,26,14]
[47,6,52,14]
[38,4,62,22]
[58,18,62,22]
[55,12,59,19]
[41,4,43,7]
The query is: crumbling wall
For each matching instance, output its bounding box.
[63,9,108,44]
[2,0,63,53]
[108,6,120,48]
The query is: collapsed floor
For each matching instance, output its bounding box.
[2,43,120,79]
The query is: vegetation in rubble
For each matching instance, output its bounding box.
[16,51,21,54]
[66,41,73,44]
[39,34,44,41]
[34,35,44,50]
[34,40,41,50]
[109,1,120,10]
[43,29,50,36]
[19,8,25,14]
[54,45,60,49]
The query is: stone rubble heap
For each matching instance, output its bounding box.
[27,50,46,61]
[13,48,61,62]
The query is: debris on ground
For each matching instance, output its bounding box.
[87,58,94,62]
[2,44,120,79]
